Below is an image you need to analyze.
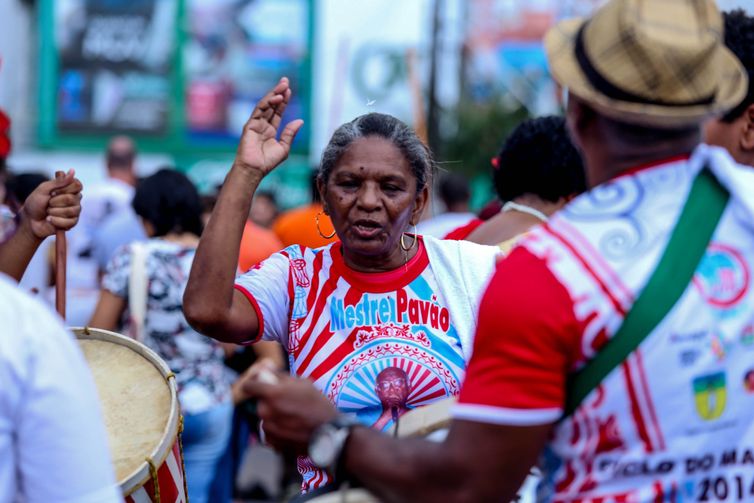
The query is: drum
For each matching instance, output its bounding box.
[389,396,456,440]
[72,327,187,502]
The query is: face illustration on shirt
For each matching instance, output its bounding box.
[375,366,411,410]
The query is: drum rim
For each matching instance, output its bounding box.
[71,326,181,497]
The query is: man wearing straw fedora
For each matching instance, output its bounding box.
[244,0,754,501]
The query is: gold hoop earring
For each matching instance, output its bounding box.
[316,212,336,239]
[400,225,418,251]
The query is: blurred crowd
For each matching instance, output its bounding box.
[2,2,754,503]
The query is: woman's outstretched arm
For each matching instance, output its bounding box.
[183,77,304,343]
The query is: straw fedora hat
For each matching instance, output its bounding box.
[545,0,749,127]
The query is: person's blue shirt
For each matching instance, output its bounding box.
[92,209,147,272]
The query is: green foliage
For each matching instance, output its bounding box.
[436,98,529,210]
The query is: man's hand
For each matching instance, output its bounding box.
[234,77,304,179]
[244,371,339,454]
[21,169,83,239]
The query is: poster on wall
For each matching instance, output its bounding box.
[54,0,177,135]
[464,0,605,115]
[184,0,311,152]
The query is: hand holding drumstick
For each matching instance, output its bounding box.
[0,169,83,284]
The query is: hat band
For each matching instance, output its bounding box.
[574,24,716,107]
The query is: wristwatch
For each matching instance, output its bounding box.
[309,415,361,473]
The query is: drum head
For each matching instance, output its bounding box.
[389,397,456,438]
[72,327,179,495]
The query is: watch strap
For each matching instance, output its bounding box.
[330,415,360,480]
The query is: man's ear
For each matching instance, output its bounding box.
[573,99,596,136]
[565,95,594,153]
[740,104,754,152]
[410,184,430,226]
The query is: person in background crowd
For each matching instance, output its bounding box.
[91,203,147,282]
[89,169,232,503]
[66,135,141,325]
[238,196,283,272]
[200,190,220,228]
[241,1,754,501]
[704,9,754,168]
[211,340,287,502]
[442,199,502,241]
[272,171,337,248]
[250,190,279,228]
[0,274,120,503]
[465,116,586,251]
[183,78,499,493]
[415,172,476,238]
[86,136,139,220]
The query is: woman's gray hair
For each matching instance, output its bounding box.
[318,113,434,193]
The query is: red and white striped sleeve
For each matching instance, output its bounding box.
[234,250,292,345]
[454,246,583,426]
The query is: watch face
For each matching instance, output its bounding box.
[310,424,338,468]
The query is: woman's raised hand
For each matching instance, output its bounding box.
[234,77,304,178]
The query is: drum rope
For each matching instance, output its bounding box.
[166,372,176,381]
[146,455,160,503]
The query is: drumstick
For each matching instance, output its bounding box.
[54,170,66,320]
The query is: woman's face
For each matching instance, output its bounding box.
[320,136,427,271]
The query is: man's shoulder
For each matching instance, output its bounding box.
[0,274,59,325]
[0,274,71,364]
[483,245,576,320]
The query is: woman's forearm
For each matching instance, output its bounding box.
[185,77,302,342]
[183,163,262,338]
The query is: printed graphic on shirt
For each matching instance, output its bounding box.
[741,324,754,347]
[235,241,467,491]
[692,372,727,421]
[693,244,750,310]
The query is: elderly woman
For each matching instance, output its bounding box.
[183,78,499,492]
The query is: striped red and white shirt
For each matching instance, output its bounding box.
[236,237,489,491]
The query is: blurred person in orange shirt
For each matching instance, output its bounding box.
[238,198,283,272]
[249,190,278,229]
[272,171,336,248]
[203,187,283,272]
